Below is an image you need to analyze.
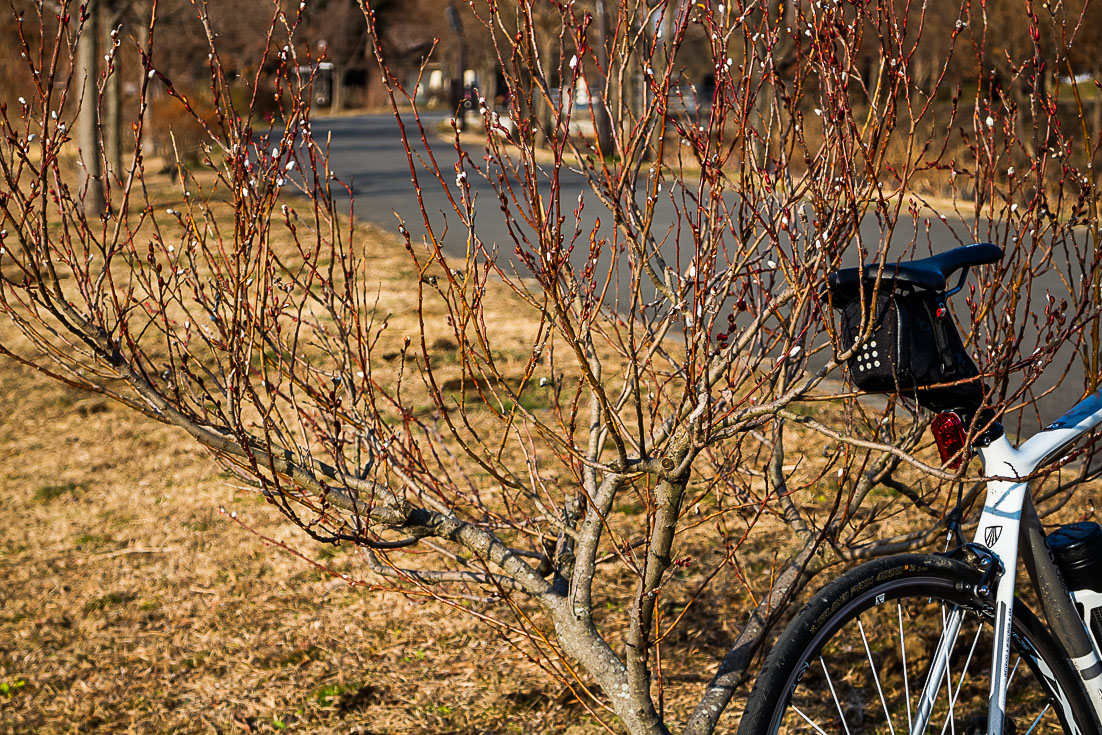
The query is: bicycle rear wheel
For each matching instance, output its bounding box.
[738,554,1094,735]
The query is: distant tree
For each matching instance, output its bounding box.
[76,1,106,213]
[298,0,369,112]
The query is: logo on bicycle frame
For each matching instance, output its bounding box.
[984,525,1003,547]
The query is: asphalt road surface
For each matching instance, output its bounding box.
[311,111,599,256]
[310,111,1094,434]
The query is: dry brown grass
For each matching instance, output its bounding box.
[0,202,598,733]
[0,346,783,734]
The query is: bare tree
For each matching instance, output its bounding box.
[2,1,1101,733]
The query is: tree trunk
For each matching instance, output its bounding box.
[103,0,123,182]
[138,11,152,136]
[478,64,497,114]
[105,68,121,181]
[331,63,344,114]
[594,0,613,158]
[446,0,467,131]
[536,34,558,148]
[78,0,106,214]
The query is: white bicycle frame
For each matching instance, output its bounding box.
[912,391,1102,735]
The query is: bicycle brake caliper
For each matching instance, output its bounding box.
[951,542,1005,605]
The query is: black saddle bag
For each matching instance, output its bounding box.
[837,288,983,413]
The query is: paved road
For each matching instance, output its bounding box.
[314,112,961,260]
[311,112,1091,433]
[313,111,602,258]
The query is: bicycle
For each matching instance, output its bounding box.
[737,243,1102,735]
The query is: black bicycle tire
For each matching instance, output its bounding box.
[737,553,1097,735]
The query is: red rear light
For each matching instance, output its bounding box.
[931,412,968,469]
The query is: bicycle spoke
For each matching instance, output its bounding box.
[819,656,854,735]
[858,617,897,735]
[792,704,834,735]
[1022,703,1051,735]
[913,603,963,735]
[938,615,983,735]
[939,608,957,735]
[899,603,913,735]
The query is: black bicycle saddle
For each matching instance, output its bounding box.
[827,243,1003,302]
